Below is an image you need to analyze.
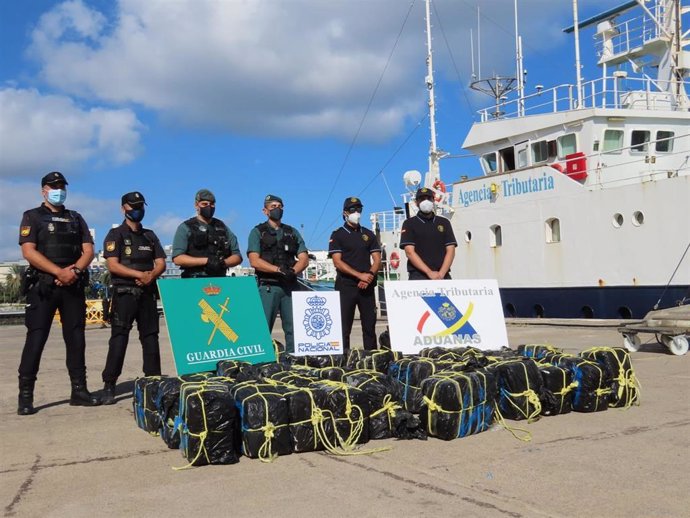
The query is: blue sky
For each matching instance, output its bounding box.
[0,0,619,262]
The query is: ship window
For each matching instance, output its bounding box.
[482,152,498,173]
[499,147,515,172]
[464,231,472,243]
[633,211,644,226]
[557,134,577,158]
[531,141,548,163]
[602,129,624,153]
[612,213,623,228]
[655,131,674,152]
[545,218,561,243]
[517,148,528,169]
[490,225,502,247]
[547,140,557,159]
[631,130,650,152]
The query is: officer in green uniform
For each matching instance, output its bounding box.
[247,194,309,353]
[172,189,242,277]
[101,192,166,404]
[17,171,100,415]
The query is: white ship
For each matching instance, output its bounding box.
[374,0,690,319]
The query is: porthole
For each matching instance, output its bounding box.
[612,213,623,228]
[533,304,545,318]
[581,306,594,319]
[632,211,644,226]
[618,306,633,319]
[464,231,472,243]
[505,303,517,318]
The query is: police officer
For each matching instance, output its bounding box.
[101,192,166,405]
[17,171,100,415]
[172,189,242,277]
[247,194,309,353]
[328,197,381,353]
[400,187,457,280]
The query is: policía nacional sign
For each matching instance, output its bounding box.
[158,277,275,374]
[385,279,508,354]
[292,291,343,356]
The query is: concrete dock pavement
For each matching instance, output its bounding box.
[1,319,689,517]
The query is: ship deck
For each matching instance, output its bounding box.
[1,319,688,517]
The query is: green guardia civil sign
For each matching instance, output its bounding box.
[158,277,275,375]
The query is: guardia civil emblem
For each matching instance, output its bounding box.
[437,224,444,232]
[438,302,457,322]
[302,295,332,340]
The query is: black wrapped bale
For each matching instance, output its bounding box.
[231,382,292,460]
[548,355,612,412]
[179,382,240,466]
[420,370,496,440]
[345,371,402,440]
[133,376,168,434]
[216,360,251,378]
[269,370,317,387]
[312,381,370,448]
[317,366,349,382]
[355,350,400,374]
[378,329,391,350]
[419,347,466,361]
[489,359,544,422]
[157,373,210,449]
[580,347,640,408]
[517,344,562,360]
[284,386,331,453]
[389,357,441,413]
[539,365,574,416]
[345,349,371,370]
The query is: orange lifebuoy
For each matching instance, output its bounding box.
[550,163,565,173]
[389,251,400,270]
[432,179,446,202]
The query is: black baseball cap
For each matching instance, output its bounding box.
[264,194,283,205]
[415,187,434,200]
[121,191,146,207]
[41,171,68,187]
[343,196,363,211]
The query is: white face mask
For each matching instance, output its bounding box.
[418,199,434,214]
[347,212,362,225]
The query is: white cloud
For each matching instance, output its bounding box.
[25,0,595,141]
[0,87,144,178]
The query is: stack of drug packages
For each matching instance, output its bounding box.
[132,339,639,468]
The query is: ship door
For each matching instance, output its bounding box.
[499,146,516,172]
[514,140,530,170]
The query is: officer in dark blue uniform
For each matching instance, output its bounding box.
[328,197,381,353]
[400,187,457,280]
[172,189,242,277]
[17,171,100,415]
[100,192,166,404]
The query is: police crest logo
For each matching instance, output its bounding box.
[20,226,31,237]
[437,224,444,232]
[47,223,55,232]
[105,241,116,252]
[124,246,132,256]
[350,197,358,203]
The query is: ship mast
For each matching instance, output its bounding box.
[425,0,443,187]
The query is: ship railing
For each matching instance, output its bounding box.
[478,76,689,122]
[371,209,407,233]
[594,8,665,61]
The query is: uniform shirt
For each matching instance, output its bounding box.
[328,223,381,281]
[18,204,93,265]
[103,222,166,285]
[171,218,240,258]
[247,224,308,257]
[400,214,457,274]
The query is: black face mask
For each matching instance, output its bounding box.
[199,205,215,219]
[268,207,283,221]
[125,208,145,223]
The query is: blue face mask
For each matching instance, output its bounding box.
[125,208,145,223]
[46,188,67,206]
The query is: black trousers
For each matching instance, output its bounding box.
[408,271,452,280]
[102,288,161,383]
[19,282,87,380]
[335,277,377,351]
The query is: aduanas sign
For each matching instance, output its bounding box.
[385,279,508,354]
[158,277,275,374]
[292,291,343,356]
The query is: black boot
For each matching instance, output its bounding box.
[101,381,117,405]
[70,377,102,406]
[17,376,37,416]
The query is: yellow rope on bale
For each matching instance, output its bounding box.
[581,346,641,408]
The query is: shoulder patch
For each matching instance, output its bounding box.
[362,234,369,242]
[106,241,116,252]
[20,226,31,237]
[437,224,444,232]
